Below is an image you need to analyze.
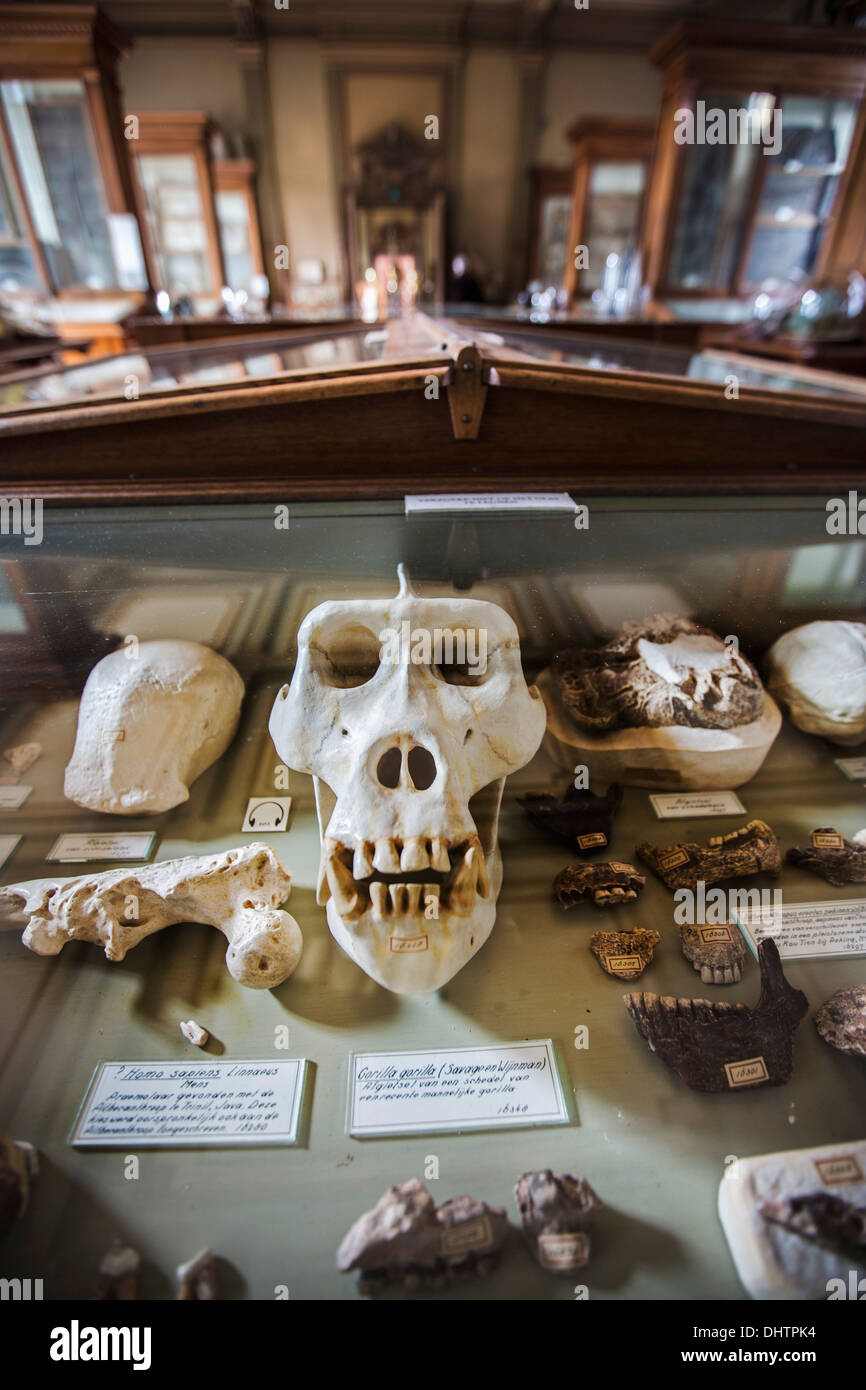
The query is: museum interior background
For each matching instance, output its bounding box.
[2,0,866,366]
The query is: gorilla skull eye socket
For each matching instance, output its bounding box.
[310,625,381,689]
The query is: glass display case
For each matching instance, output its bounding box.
[563,119,655,304]
[0,311,863,1304]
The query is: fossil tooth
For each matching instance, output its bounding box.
[177,1248,218,1300]
[373,839,402,875]
[430,837,451,873]
[468,841,490,898]
[449,850,477,916]
[353,841,374,880]
[326,853,364,920]
[514,1170,603,1274]
[623,938,808,1092]
[405,884,423,914]
[388,883,407,915]
[400,838,430,872]
[369,882,388,919]
[422,883,440,910]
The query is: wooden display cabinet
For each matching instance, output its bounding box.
[526,166,572,289]
[213,157,266,301]
[563,119,656,305]
[642,21,866,302]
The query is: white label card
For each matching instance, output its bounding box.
[347,1039,569,1137]
[737,898,866,960]
[241,796,292,832]
[834,756,866,781]
[0,834,21,869]
[405,492,575,514]
[650,791,746,820]
[47,832,157,864]
[70,1059,308,1148]
[0,786,30,810]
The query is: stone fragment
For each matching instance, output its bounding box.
[814,985,866,1058]
[180,1019,209,1048]
[0,843,302,989]
[623,938,808,1093]
[760,1193,866,1261]
[553,860,645,909]
[337,1178,507,1294]
[514,1170,603,1274]
[636,819,781,891]
[518,782,623,854]
[97,1245,140,1300]
[589,927,659,980]
[786,828,866,887]
[177,1248,218,1300]
[680,921,746,985]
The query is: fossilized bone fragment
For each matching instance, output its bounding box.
[636,819,781,891]
[764,620,866,746]
[337,1179,507,1294]
[177,1248,218,1300]
[97,1245,140,1300]
[589,927,658,980]
[623,938,808,1092]
[680,921,746,985]
[518,781,623,854]
[64,640,244,814]
[2,742,42,779]
[815,985,866,1058]
[554,860,645,909]
[269,567,546,993]
[760,1193,866,1261]
[0,843,302,989]
[552,615,766,733]
[180,1019,209,1048]
[514,1170,603,1273]
[0,1132,37,1236]
[786,828,866,887]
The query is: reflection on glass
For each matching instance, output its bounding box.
[0,134,42,292]
[536,194,571,286]
[582,162,646,292]
[215,188,254,295]
[0,79,116,291]
[743,97,857,286]
[136,154,211,296]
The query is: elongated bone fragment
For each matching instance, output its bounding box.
[514,1170,603,1273]
[0,843,302,989]
[636,819,781,892]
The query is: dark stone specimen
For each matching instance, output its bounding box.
[554,860,645,909]
[623,938,808,1093]
[514,1170,603,1274]
[519,781,623,855]
[550,615,764,733]
[786,828,866,887]
[760,1193,866,1261]
[815,985,866,1058]
[636,819,781,891]
[336,1179,507,1294]
[590,928,659,979]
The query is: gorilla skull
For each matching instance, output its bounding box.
[269,570,546,993]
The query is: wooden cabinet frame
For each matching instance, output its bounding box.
[213,157,266,290]
[642,21,866,301]
[563,118,656,305]
[526,166,571,287]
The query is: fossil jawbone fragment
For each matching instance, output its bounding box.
[764,620,866,746]
[680,921,746,985]
[786,828,866,886]
[815,985,866,1058]
[590,928,658,980]
[636,819,781,892]
[518,781,623,854]
[515,1170,603,1273]
[337,1179,507,1294]
[760,1193,866,1262]
[539,615,780,790]
[268,568,546,993]
[623,938,808,1092]
[0,844,302,989]
[554,860,645,909]
[64,639,244,814]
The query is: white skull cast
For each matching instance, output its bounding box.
[269,571,546,993]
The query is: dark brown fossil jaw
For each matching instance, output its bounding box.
[636,819,782,891]
[519,781,623,854]
[623,938,808,1092]
[786,827,866,887]
[554,860,645,909]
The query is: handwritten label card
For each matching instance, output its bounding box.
[47,832,157,864]
[834,756,866,781]
[0,785,31,810]
[736,898,866,960]
[0,834,20,869]
[347,1040,569,1138]
[650,791,746,820]
[405,493,575,514]
[70,1059,308,1148]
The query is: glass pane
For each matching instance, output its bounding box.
[582,161,646,292]
[136,153,212,296]
[0,79,116,291]
[0,133,41,292]
[667,92,764,292]
[215,188,254,294]
[536,193,570,286]
[743,96,858,287]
